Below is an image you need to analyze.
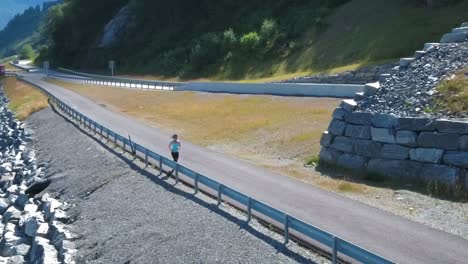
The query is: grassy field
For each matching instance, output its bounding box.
[2,77,49,120]
[43,78,375,194]
[434,68,468,113]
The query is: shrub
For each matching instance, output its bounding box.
[223,28,237,49]
[240,32,261,52]
[189,32,223,68]
[20,44,36,60]
[260,19,278,39]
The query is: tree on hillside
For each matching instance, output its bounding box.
[20,44,36,59]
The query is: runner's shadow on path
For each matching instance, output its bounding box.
[51,107,320,264]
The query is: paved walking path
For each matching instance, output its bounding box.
[22,73,468,264]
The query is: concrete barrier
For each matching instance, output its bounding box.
[178,82,363,98]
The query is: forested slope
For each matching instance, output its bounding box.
[0,1,60,58]
[43,0,468,80]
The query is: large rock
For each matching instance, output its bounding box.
[368,159,422,181]
[436,120,468,134]
[0,198,11,214]
[0,231,28,257]
[353,139,382,157]
[396,131,418,147]
[59,240,76,264]
[12,243,30,257]
[14,193,28,210]
[328,119,346,136]
[336,154,367,171]
[380,144,410,160]
[50,210,67,223]
[320,131,334,147]
[440,32,468,43]
[409,148,444,163]
[330,136,353,153]
[332,108,346,120]
[23,217,41,237]
[340,99,357,112]
[363,82,380,96]
[418,132,459,150]
[319,148,341,164]
[372,113,396,128]
[395,117,436,131]
[3,206,21,224]
[420,164,460,187]
[30,237,59,264]
[345,125,371,139]
[40,196,62,222]
[344,112,373,126]
[371,127,396,143]
[443,152,468,169]
[50,221,77,250]
[460,135,468,151]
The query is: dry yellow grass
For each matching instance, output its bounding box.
[44,78,372,194]
[4,63,18,71]
[45,78,339,160]
[2,77,49,120]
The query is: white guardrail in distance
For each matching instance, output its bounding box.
[51,68,185,91]
[54,68,363,98]
[7,72,395,264]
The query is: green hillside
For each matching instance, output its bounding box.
[0,1,59,58]
[42,0,468,81]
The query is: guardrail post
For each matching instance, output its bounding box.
[284,214,289,244]
[144,149,148,166]
[332,236,338,264]
[175,164,179,184]
[217,184,223,206]
[114,134,117,145]
[158,156,162,173]
[247,197,252,222]
[123,140,126,151]
[194,173,199,194]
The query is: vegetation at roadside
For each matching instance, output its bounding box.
[433,68,468,113]
[38,0,468,81]
[2,77,49,120]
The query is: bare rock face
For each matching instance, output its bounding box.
[98,3,133,48]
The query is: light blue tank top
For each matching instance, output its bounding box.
[171,141,180,152]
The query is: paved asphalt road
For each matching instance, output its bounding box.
[22,73,468,264]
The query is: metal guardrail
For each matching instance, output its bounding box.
[12,73,394,264]
[53,68,185,91]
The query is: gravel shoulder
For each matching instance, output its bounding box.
[26,107,328,264]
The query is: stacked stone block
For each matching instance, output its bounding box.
[320,107,468,191]
[319,21,468,192]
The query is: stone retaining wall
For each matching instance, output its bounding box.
[318,22,468,192]
[319,105,468,192]
[284,63,397,84]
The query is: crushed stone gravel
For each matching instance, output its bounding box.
[26,107,329,264]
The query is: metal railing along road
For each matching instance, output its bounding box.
[50,68,186,91]
[13,73,394,264]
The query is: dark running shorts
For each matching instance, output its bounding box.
[171,152,179,162]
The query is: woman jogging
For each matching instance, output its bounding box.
[168,134,181,162]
